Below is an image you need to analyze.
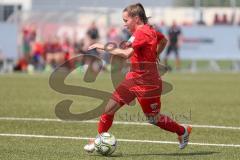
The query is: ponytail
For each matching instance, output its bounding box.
[123,3,149,24]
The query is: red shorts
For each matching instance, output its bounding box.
[112,71,162,115]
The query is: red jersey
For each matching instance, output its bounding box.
[112,25,164,106]
[128,24,165,63]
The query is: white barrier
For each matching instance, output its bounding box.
[0,23,18,59]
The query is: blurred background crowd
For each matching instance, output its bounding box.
[15,21,132,72]
[1,0,240,73]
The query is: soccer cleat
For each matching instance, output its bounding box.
[178,125,192,149]
[84,139,95,153]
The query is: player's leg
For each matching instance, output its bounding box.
[174,46,181,70]
[137,96,184,134]
[97,98,123,133]
[84,98,122,153]
[137,96,192,149]
[97,80,136,133]
[84,81,135,153]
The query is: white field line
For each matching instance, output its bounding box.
[0,117,240,130]
[0,133,240,148]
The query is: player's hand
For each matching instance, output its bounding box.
[88,43,104,50]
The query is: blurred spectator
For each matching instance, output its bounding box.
[22,26,36,62]
[222,14,229,25]
[16,25,39,72]
[197,20,206,25]
[197,11,206,25]
[85,22,102,73]
[22,27,33,59]
[30,39,45,71]
[86,21,99,44]
[164,21,182,70]
[214,13,231,25]
[214,13,222,25]
[14,55,28,71]
[73,38,86,69]
[73,35,84,55]
[84,21,100,53]
[61,37,76,69]
[44,36,63,69]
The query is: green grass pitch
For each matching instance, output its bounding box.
[0,72,240,160]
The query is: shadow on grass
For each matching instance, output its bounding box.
[90,151,219,158]
[123,151,220,157]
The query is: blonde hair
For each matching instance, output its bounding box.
[123,3,148,24]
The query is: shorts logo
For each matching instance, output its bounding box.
[150,103,158,111]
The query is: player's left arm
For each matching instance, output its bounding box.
[88,43,133,59]
[156,36,168,57]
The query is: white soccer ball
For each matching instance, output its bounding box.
[94,132,117,156]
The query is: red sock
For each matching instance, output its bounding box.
[156,114,185,136]
[98,114,114,134]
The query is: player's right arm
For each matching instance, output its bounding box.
[108,47,133,59]
[88,43,133,59]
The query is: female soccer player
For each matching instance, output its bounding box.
[84,3,191,152]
